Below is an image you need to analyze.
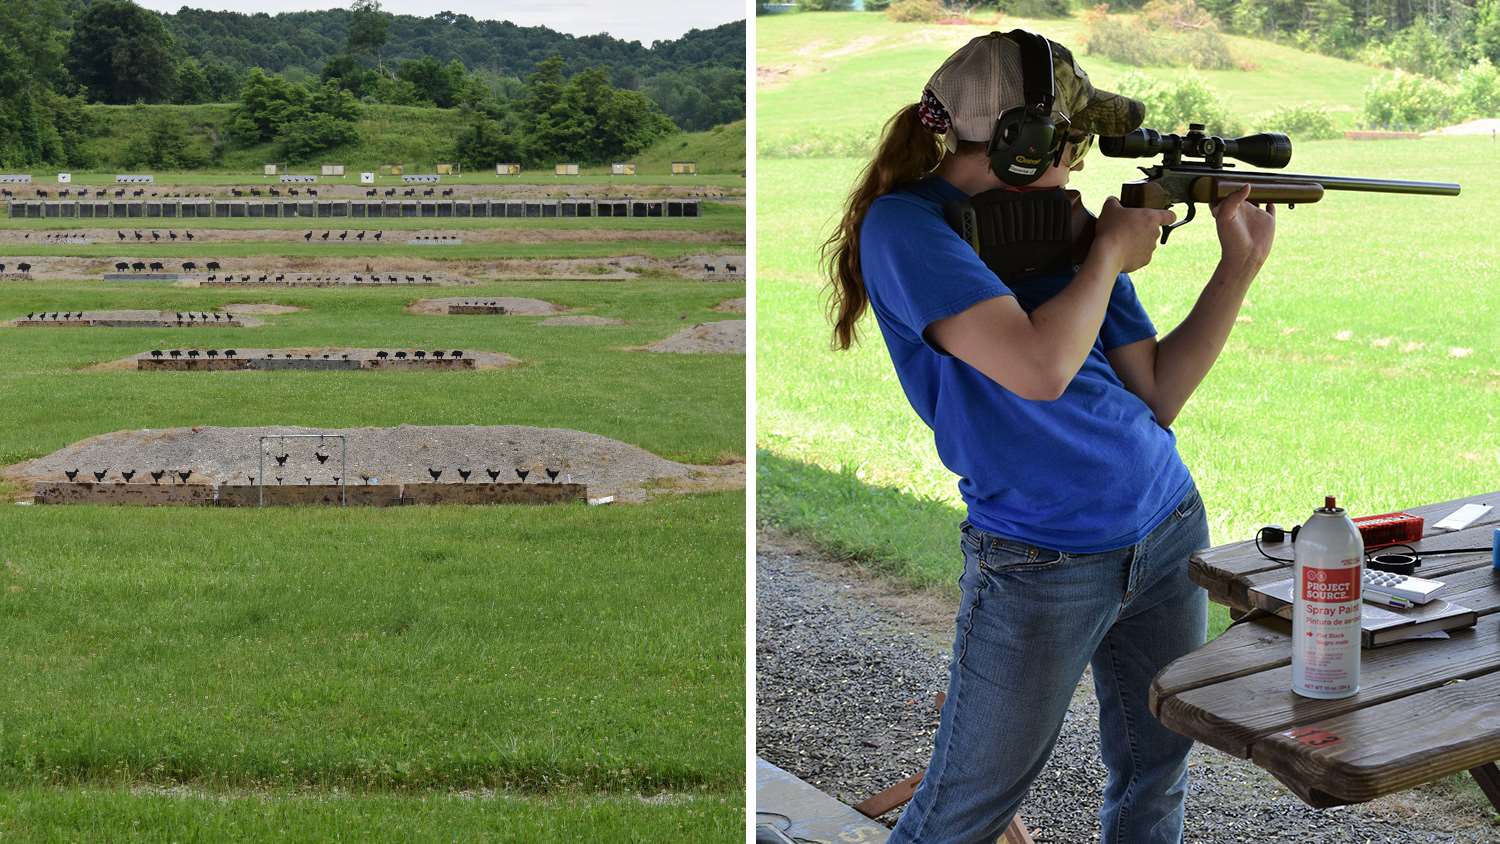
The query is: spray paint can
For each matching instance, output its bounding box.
[1292,496,1364,699]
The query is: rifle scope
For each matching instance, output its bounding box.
[1099,123,1292,169]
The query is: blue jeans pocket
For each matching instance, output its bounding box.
[1171,485,1204,521]
[975,534,1069,573]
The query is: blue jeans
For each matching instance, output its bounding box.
[889,485,1210,844]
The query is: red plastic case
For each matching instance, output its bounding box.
[1352,511,1424,549]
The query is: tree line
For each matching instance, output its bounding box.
[72,0,742,131]
[788,0,1497,80]
[1,0,743,169]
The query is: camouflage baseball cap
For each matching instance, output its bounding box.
[924,31,1145,152]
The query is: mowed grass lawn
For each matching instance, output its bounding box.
[0,277,744,467]
[0,496,743,839]
[0,267,745,836]
[758,136,1497,637]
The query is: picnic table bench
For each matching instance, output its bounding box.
[1150,491,1500,812]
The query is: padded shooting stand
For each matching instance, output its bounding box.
[852,692,1036,844]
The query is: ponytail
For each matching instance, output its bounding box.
[822,103,944,350]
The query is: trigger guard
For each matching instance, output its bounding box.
[1160,202,1196,244]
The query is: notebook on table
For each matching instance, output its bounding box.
[1249,577,1478,648]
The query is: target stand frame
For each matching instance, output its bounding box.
[257,433,348,506]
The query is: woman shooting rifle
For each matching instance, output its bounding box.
[823,29,1276,844]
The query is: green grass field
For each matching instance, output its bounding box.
[0,496,743,839]
[0,200,746,835]
[0,787,739,842]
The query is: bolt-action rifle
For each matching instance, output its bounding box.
[947,122,1461,280]
[1104,123,1462,242]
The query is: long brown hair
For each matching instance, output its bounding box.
[822,103,944,350]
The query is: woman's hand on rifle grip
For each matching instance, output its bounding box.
[1095,197,1177,274]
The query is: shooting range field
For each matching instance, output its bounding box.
[757,11,1497,833]
[0,166,744,835]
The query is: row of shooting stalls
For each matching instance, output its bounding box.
[5,197,702,220]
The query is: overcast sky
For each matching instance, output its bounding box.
[132,1,746,44]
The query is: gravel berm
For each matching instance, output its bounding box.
[644,320,745,354]
[4,425,743,502]
[756,531,1499,843]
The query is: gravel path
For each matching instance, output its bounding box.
[756,531,1499,843]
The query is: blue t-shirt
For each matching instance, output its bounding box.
[859,175,1192,554]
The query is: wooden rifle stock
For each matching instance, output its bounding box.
[1118,166,1458,242]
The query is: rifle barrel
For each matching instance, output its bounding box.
[1169,166,1460,196]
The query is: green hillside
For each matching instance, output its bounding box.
[74,104,744,176]
[635,121,748,175]
[757,11,1388,156]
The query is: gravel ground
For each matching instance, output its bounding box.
[4,309,263,327]
[675,254,747,281]
[4,425,743,502]
[220,303,303,314]
[0,255,744,283]
[0,228,740,246]
[756,531,1499,843]
[643,320,745,354]
[406,297,562,316]
[539,315,626,326]
[91,347,519,371]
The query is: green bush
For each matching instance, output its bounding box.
[1262,105,1341,140]
[1455,59,1500,120]
[1361,71,1454,131]
[40,91,98,169]
[1085,10,1159,65]
[1114,73,1243,135]
[1084,2,1234,69]
[887,0,945,22]
[999,0,1073,18]
[124,109,210,169]
[281,112,361,163]
[1365,18,1462,80]
[1477,0,1500,65]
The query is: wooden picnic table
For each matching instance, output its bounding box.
[1150,491,1500,812]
